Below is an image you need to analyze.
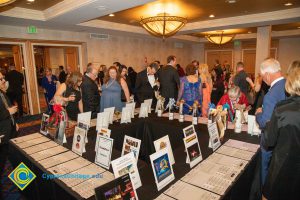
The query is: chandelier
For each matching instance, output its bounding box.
[140,13,187,39]
[0,0,16,6]
[206,31,235,45]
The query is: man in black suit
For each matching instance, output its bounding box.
[81,63,100,119]
[135,62,159,106]
[159,55,180,103]
[58,65,67,83]
[6,65,24,117]
[0,71,19,198]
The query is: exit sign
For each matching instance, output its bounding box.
[27,26,37,34]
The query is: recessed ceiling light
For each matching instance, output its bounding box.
[284,2,293,6]
[226,0,237,3]
[209,14,215,18]
[248,31,252,33]
[27,0,35,2]
[109,13,115,17]
[298,26,300,29]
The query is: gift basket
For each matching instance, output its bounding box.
[46,97,76,138]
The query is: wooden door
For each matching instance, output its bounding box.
[243,48,277,76]
[65,47,78,72]
[206,51,220,71]
[206,50,233,71]
[243,49,256,75]
[12,45,23,72]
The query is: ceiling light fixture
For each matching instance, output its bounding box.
[206,31,235,45]
[209,14,215,18]
[226,0,237,3]
[248,31,252,33]
[284,2,293,6]
[140,12,187,40]
[0,0,16,7]
[27,0,35,2]
[109,13,115,17]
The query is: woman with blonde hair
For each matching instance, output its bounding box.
[262,60,300,200]
[198,63,213,117]
[55,71,83,120]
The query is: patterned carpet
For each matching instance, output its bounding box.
[1,114,42,200]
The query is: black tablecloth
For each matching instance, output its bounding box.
[9,114,260,200]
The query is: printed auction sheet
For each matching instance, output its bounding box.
[23,141,58,155]
[39,151,78,169]
[224,139,259,153]
[216,145,255,161]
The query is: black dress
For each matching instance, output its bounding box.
[64,86,81,121]
[263,95,300,199]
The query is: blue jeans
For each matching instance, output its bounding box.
[261,147,273,185]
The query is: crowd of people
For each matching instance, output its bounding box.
[1,55,299,198]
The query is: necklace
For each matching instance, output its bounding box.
[105,79,115,88]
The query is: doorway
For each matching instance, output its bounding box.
[0,43,30,117]
[32,44,81,113]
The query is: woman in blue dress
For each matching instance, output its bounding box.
[41,67,58,113]
[177,63,203,116]
[100,66,130,112]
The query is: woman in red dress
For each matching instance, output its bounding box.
[217,85,249,122]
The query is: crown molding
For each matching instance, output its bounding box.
[0,7,45,20]
[180,7,300,34]
[44,0,97,20]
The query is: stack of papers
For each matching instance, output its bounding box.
[164,180,220,200]
[23,141,58,155]
[48,157,91,175]
[72,171,114,199]
[224,139,259,153]
[155,194,175,200]
[39,151,78,169]
[11,133,43,144]
[31,146,68,161]
[15,137,50,149]
[61,163,106,187]
[216,145,255,161]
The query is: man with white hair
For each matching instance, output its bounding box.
[255,58,286,186]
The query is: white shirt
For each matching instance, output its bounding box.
[271,77,284,88]
[147,74,155,88]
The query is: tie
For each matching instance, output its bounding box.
[0,91,15,125]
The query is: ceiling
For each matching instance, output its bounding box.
[10,0,63,11]
[0,0,299,42]
[98,0,300,26]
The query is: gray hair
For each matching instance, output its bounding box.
[228,85,241,99]
[260,58,281,75]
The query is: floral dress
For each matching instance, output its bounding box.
[177,76,202,116]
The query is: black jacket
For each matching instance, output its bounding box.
[81,75,100,119]
[6,70,24,94]
[58,70,67,83]
[158,65,180,100]
[263,95,300,199]
[0,90,17,144]
[135,69,158,104]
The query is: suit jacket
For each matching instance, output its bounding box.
[263,95,300,199]
[6,70,24,94]
[0,90,16,144]
[81,75,100,119]
[135,69,158,104]
[256,78,286,130]
[158,65,180,100]
[58,70,67,83]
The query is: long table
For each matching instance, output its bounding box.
[9,114,260,200]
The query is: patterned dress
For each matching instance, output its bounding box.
[177,76,202,115]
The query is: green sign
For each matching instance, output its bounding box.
[234,40,241,46]
[27,26,37,34]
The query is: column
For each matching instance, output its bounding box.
[255,26,271,76]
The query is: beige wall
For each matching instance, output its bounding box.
[0,25,196,73]
[278,37,300,73]
[48,47,64,75]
